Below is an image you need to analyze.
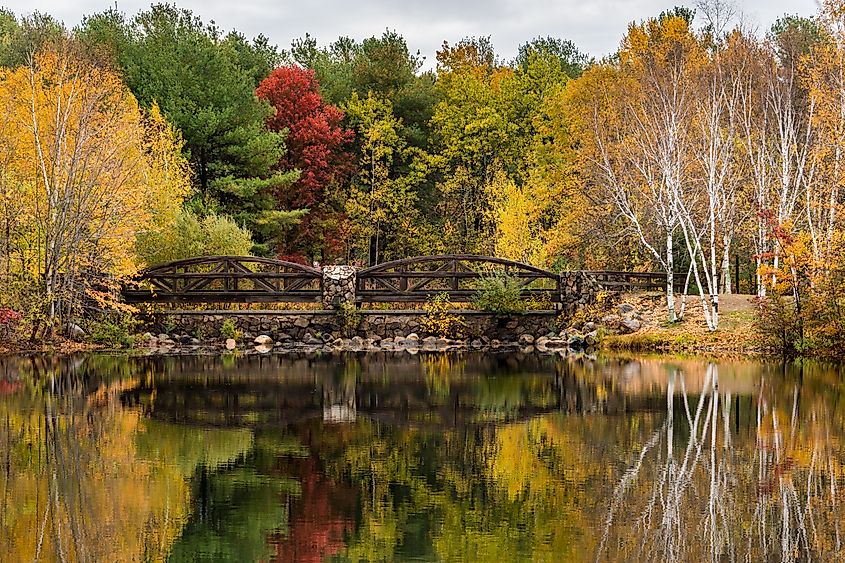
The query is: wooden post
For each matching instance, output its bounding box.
[399,265,408,292]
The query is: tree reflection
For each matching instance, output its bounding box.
[0,357,193,561]
[3,353,845,562]
[597,362,845,562]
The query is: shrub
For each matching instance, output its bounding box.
[755,275,845,360]
[137,209,253,266]
[471,272,526,314]
[754,296,804,356]
[802,274,845,360]
[420,293,466,339]
[336,302,361,337]
[0,276,52,341]
[0,308,22,341]
[220,319,242,341]
[86,314,138,348]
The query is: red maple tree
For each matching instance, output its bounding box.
[257,65,354,210]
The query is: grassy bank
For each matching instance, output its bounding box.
[599,294,766,355]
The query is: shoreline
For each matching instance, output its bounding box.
[0,335,773,359]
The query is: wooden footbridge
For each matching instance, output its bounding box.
[122,254,682,304]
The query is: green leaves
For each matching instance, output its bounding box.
[136,209,254,266]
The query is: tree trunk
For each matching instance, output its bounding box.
[666,232,676,323]
[720,237,731,295]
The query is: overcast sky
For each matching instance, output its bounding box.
[3,0,821,65]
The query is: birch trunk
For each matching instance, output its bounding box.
[667,232,676,322]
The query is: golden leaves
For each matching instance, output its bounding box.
[0,46,189,317]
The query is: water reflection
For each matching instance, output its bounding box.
[0,353,844,561]
[597,361,845,562]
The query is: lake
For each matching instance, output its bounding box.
[1,352,844,562]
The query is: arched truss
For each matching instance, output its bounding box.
[356,254,562,303]
[123,256,322,303]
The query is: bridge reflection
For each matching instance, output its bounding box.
[0,353,772,429]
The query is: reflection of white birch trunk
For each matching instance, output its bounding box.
[599,360,844,562]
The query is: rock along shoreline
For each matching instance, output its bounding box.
[138,330,602,358]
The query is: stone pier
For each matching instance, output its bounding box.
[321,265,357,308]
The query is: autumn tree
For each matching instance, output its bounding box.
[803,6,844,266]
[489,174,542,263]
[0,46,189,333]
[77,5,301,255]
[734,18,819,296]
[343,92,433,264]
[430,38,513,252]
[256,65,354,260]
[567,15,700,322]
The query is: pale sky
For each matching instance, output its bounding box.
[1,0,821,65]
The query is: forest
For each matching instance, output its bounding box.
[0,1,843,354]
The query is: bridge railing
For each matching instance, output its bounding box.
[123,255,684,306]
[356,255,562,303]
[123,256,322,303]
[583,270,686,293]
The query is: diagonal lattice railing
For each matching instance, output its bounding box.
[356,255,562,303]
[122,256,322,303]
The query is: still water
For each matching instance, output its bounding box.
[1,352,844,562]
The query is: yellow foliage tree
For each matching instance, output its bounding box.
[488,173,542,264]
[0,46,189,332]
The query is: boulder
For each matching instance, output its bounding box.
[254,344,272,353]
[225,338,237,350]
[254,334,273,345]
[601,314,622,328]
[302,333,322,345]
[618,303,636,314]
[518,334,535,345]
[620,318,642,334]
[406,333,420,341]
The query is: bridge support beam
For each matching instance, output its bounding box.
[322,265,357,309]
